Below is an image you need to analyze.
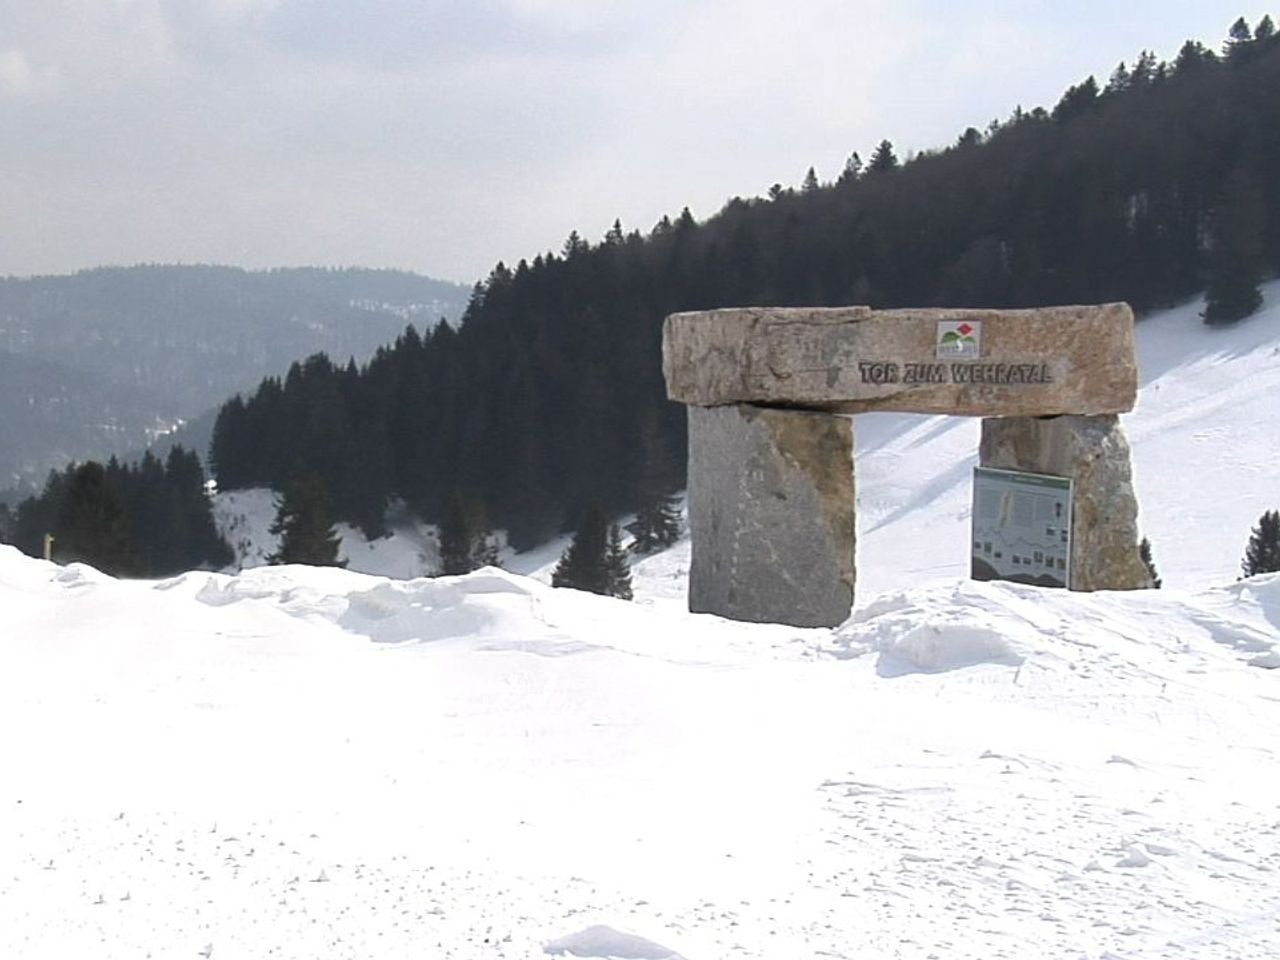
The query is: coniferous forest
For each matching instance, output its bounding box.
[209,20,1280,551]
[8,448,232,578]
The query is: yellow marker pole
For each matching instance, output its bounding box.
[43,533,54,561]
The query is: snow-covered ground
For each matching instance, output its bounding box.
[3,285,1280,959]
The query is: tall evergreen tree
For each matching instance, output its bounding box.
[467,501,503,570]
[436,493,502,575]
[437,493,473,576]
[1242,509,1280,577]
[629,414,683,555]
[1203,169,1265,325]
[630,495,682,555]
[547,506,616,599]
[1105,60,1132,95]
[268,475,346,567]
[867,139,899,174]
[54,462,139,576]
[1225,16,1253,58]
[837,151,862,185]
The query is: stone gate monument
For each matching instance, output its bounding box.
[662,304,1151,627]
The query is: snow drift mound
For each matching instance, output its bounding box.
[832,574,1280,681]
[180,564,548,646]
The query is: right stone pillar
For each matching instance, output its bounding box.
[979,414,1151,591]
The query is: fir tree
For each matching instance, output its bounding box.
[1052,76,1100,122]
[1203,169,1265,325]
[437,494,472,576]
[547,506,616,599]
[801,166,820,193]
[1225,16,1253,57]
[1139,537,1162,588]
[867,139,899,174]
[1105,60,1131,95]
[438,494,502,575]
[467,502,503,570]
[629,414,683,555]
[1242,509,1280,577]
[630,495,682,555]
[268,475,345,567]
[837,151,862,185]
[54,461,139,576]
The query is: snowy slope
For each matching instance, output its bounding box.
[1,553,1278,959]
[852,282,1280,595]
[3,285,1280,959]
[214,489,446,579]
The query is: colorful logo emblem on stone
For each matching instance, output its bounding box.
[937,319,981,359]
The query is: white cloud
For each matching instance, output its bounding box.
[0,1,1255,282]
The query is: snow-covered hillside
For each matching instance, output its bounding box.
[3,285,1280,959]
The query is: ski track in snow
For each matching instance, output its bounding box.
[3,285,1280,959]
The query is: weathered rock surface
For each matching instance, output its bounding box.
[979,415,1151,591]
[687,404,855,627]
[664,303,1137,416]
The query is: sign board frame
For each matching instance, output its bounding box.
[971,466,1073,589]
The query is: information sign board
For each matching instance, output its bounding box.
[971,467,1072,589]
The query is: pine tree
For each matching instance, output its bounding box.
[1242,509,1280,577]
[54,461,139,576]
[438,494,502,575]
[837,151,862,185]
[1130,50,1158,86]
[867,139,899,174]
[437,494,472,575]
[603,524,633,600]
[268,475,346,567]
[630,495,682,555]
[551,504,611,596]
[1053,76,1100,122]
[1225,16,1253,57]
[1203,169,1265,325]
[467,502,503,570]
[1139,537,1162,588]
[801,166,820,192]
[629,414,683,555]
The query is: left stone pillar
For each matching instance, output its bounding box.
[687,403,855,628]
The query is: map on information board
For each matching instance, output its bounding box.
[971,467,1072,589]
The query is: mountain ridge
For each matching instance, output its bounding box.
[0,264,469,492]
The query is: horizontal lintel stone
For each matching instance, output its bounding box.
[663,303,1137,416]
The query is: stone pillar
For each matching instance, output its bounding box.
[687,403,855,627]
[979,414,1151,591]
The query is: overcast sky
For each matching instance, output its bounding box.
[0,1,1260,285]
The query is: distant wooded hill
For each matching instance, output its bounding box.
[0,265,469,494]
[204,19,1276,549]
